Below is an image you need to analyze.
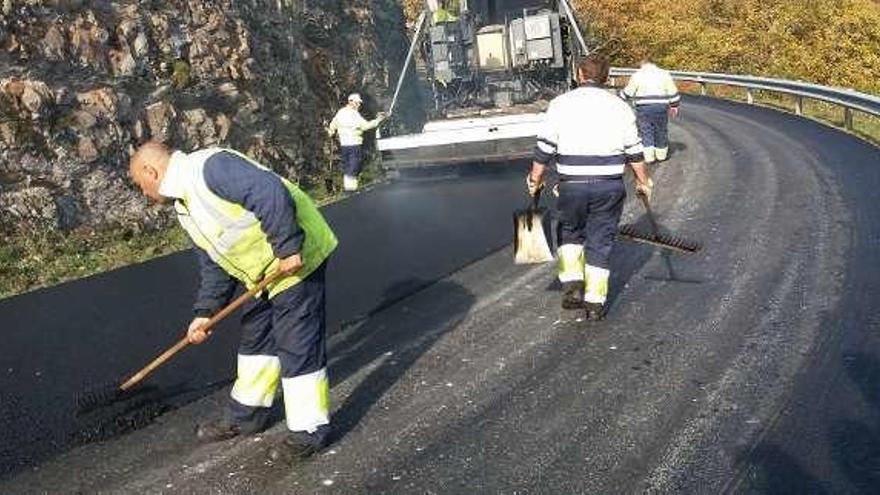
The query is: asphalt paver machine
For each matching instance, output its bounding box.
[379,0,590,167]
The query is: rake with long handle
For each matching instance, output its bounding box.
[617,192,702,254]
[75,270,284,414]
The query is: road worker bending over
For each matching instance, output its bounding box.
[327,93,387,192]
[129,142,338,459]
[529,55,653,320]
[620,58,680,163]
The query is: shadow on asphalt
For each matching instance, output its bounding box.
[733,352,880,494]
[669,141,688,158]
[737,444,830,494]
[326,279,475,442]
[831,353,880,493]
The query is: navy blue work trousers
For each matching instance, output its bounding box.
[636,105,670,150]
[228,261,327,422]
[341,145,363,176]
[556,179,626,270]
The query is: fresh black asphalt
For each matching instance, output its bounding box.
[1,96,878,493]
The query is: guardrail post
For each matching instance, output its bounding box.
[844,107,854,131]
[746,89,754,105]
[795,96,803,116]
[700,82,707,96]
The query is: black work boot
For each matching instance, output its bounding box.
[269,425,331,462]
[584,302,605,321]
[561,282,584,310]
[196,408,272,443]
[195,418,242,443]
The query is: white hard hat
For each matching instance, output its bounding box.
[348,93,363,103]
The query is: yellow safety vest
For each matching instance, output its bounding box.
[173,149,337,298]
[433,7,458,23]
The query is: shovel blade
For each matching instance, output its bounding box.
[513,209,554,264]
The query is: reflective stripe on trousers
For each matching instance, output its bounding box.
[558,244,585,283]
[283,368,330,433]
[584,264,610,304]
[557,247,611,304]
[231,354,281,407]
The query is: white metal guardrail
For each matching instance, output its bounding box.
[610,67,880,131]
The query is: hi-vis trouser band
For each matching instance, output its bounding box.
[558,244,585,283]
[559,245,610,304]
[584,264,610,304]
[642,146,669,163]
[343,175,359,191]
[282,368,330,433]
[230,354,330,433]
[231,354,281,408]
[655,147,668,161]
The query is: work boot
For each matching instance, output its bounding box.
[561,282,584,310]
[269,425,331,462]
[195,418,242,443]
[584,302,605,321]
[196,409,272,443]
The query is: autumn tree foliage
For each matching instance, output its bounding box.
[574,0,880,93]
[401,0,426,20]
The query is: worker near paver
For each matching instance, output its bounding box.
[431,0,459,23]
[529,55,652,320]
[129,142,338,459]
[620,58,680,163]
[327,93,387,192]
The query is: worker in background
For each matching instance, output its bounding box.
[327,93,387,192]
[129,142,338,460]
[620,58,680,163]
[529,55,652,320]
[432,0,460,23]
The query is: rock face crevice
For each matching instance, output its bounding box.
[0,0,421,232]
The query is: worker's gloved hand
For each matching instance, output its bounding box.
[636,178,654,201]
[278,252,303,275]
[377,111,389,121]
[187,317,211,345]
[526,174,543,197]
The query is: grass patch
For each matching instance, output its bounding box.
[0,165,386,300]
[0,225,190,300]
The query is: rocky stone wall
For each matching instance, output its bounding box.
[0,0,421,233]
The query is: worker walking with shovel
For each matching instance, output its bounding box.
[528,55,653,320]
[129,142,338,459]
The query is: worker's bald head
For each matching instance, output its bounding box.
[129,141,172,203]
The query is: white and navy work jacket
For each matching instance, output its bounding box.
[620,63,680,108]
[328,106,382,147]
[534,84,644,180]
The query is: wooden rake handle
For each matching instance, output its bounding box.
[119,270,284,391]
[637,191,661,237]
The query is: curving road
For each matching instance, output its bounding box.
[1,96,879,493]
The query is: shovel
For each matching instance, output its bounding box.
[513,189,554,264]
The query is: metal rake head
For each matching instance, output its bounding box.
[617,224,702,253]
